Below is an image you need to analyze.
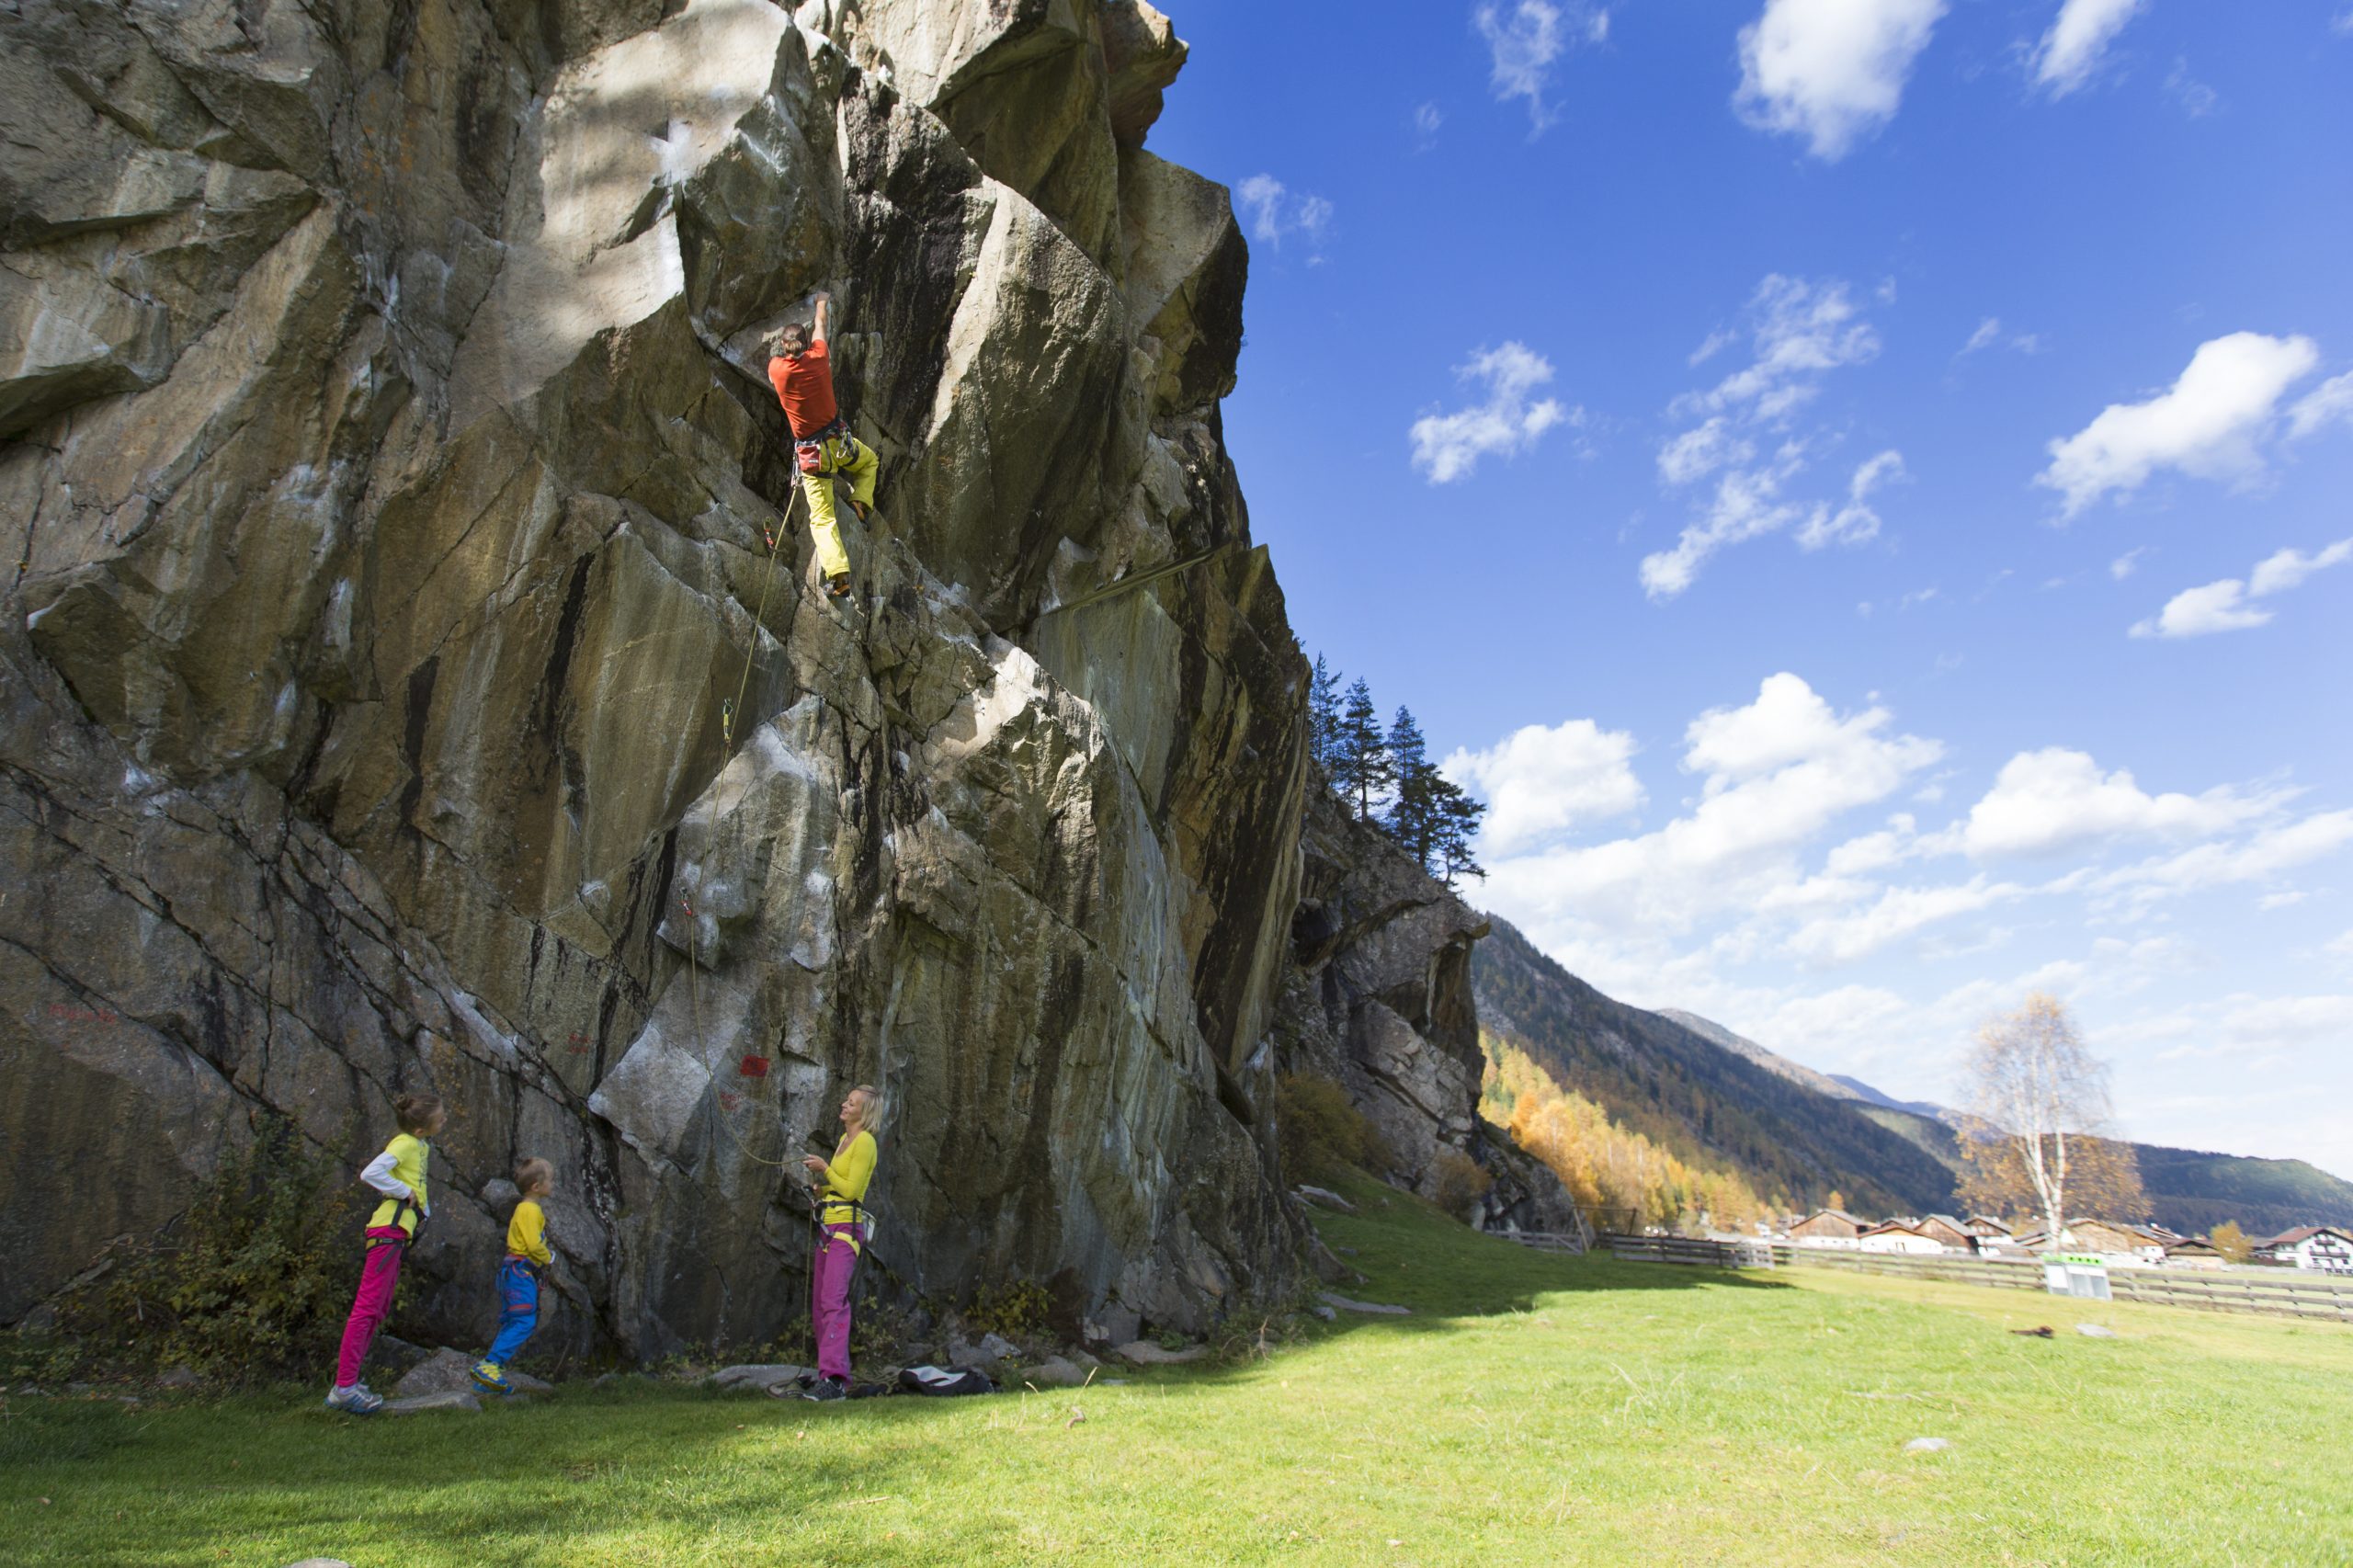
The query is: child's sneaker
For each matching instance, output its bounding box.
[470,1361,517,1395]
[324,1383,383,1415]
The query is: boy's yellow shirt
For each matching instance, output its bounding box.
[507,1197,552,1266]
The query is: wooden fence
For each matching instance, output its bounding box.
[1592,1234,2353,1324]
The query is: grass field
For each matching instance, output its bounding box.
[5,1171,2350,1567]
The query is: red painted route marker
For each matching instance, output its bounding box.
[738,1054,770,1078]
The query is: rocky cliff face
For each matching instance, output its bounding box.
[1,0,1319,1357]
[1276,786,1576,1234]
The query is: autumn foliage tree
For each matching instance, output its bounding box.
[1958,992,2143,1244]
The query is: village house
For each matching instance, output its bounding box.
[2162,1236,2228,1269]
[1857,1220,1947,1255]
[2013,1219,2162,1259]
[2254,1226,2353,1274]
[1788,1210,1869,1247]
[1916,1215,1972,1249]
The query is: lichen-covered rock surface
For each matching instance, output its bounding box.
[1,0,1528,1358]
[0,0,1317,1355]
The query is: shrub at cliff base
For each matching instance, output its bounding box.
[56,1116,365,1381]
[1276,1072,1393,1182]
[1429,1149,1495,1220]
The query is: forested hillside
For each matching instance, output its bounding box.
[1656,1014,2353,1239]
[1474,920,1958,1220]
[2135,1146,2353,1237]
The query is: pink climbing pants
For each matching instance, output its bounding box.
[334,1227,410,1387]
[811,1222,865,1382]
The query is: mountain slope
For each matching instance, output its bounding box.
[2135,1146,2353,1237]
[1662,1014,2353,1236]
[1475,921,1957,1218]
[1654,1008,1857,1103]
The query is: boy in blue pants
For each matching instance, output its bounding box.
[472,1157,553,1394]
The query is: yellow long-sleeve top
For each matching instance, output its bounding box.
[816,1129,877,1234]
[506,1198,552,1266]
[361,1133,430,1235]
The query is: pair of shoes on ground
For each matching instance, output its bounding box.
[470,1360,519,1396]
[801,1375,848,1403]
[324,1381,383,1415]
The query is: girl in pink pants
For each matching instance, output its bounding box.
[325,1093,445,1415]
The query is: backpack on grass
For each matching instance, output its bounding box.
[897,1364,995,1397]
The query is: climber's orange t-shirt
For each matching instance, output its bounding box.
[767,342,838,437]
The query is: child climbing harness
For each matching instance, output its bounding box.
[472,1156,555,1396]
[325,1092,445,1415]
[799,1085,881,1402]
[767,291,879,601]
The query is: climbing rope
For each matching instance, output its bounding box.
[719,482,803,751]
[684,489,809,1171]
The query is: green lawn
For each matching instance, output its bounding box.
[6,1172,2350,1567]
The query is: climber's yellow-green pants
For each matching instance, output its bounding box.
[797,434,877,581]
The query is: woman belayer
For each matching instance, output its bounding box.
[799,1085,880,1402]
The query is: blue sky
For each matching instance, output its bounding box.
[1146,1,2353,1175]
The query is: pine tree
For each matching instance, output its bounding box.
[1308,655,1343,772]
[1384,707,1440,866]
[1432,776,1486,886]
[1330,678,1392,824]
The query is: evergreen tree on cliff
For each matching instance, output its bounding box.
[1434,786,1485,888]
[1331,678,1392,824]
[1384,707,1435,860]
[1308,655,1343,774]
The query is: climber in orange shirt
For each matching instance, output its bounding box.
[767,291,879,600]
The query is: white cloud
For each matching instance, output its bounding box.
[1235,175,1335,255]
[1960,316,2041,357]
[1644,278,1893,597]
[1681,276,1881,423]
[1475,675,1944,942]
[2037,332,2323,517]
[2102,810,2353,902]
[2129,537,2353,639]
[2109,548,2146,580]
[2287,369,2353,440]
[1795,449,1905,550]
[1656,418,1755,487]
[1475,2,1606,133]
[1787,876,2024,965]
[1641,452,1811,599]
[1442,720,1643,856]
[2033,0,2146,97]
[1733,0,1946,161]
[2165,59,2218,118]
[2131,578,2272,638]
[1414,102,1444,136]
[1952,747,2280,858]
[2159,994,2353,1061]
[1409,342,1575,483]
[2250,539,2353,596]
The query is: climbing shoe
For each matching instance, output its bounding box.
[324,1382,384,1415]
[471,1361,517,1395]
[825,573,852,600]
[801,1375,848,1403]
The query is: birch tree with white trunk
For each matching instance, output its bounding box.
[1961,992,2120,1249]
